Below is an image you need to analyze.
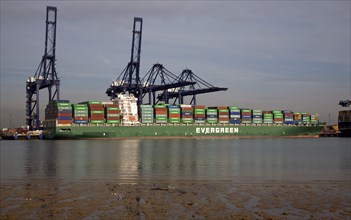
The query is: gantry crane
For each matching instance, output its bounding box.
[107,17,227,107]
[26,6,60,130]
[339,99,351,107]
[141,63,196,105]
[158,68,227,105]
[106,17,143,105]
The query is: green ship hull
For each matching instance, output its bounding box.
[44,124,322,139]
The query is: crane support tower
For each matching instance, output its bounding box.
[26,6,60,130]
[106,17,143,105]
[158,68,228,105]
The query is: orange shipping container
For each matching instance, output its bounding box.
[168,114,181,118]
[57,120,72,124]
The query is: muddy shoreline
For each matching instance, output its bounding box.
[1,180,350,219]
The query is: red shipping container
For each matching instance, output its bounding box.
[155,109,167,114]
[168,114,181,118]
[181,107,193,111]
[194,114,206,118]
[57,112,72,117]
[57,120,72,124]
[90,115,105,120]
[219,112,229,115]
[194,106,206,109]
[217,106,228,110]
[263,111,272,114]
[89,105,104,110]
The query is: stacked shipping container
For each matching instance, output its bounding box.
[283,110,294,125]
[140,105,154,124]
[273,110,283,124]
[81,101,105,124]
[218,106,229,124]
[105,104,121,124]
[154,104,168,124]
[194,106,206,124]
[45,99,319,126]
[206,108,218,124]
[229,107,241,124]
[168,105,181,124]
[294,113,303,125]
[241,109,252,124]
[311,114,319,125]
[252,110,262,124]
[45,100,72,124]
[181,105,193,124]
[72,104,88,124]
[263,111,273,124]
[302,113,311,125]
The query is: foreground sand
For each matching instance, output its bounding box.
[1,180,350,219]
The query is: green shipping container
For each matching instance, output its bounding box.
[272,110,282,114]
[72,104,87,107]
[107,114,120,117]
[169,109,181,114]
[90,120,105,124]
[56,103,71,107]
[73,106,88,110]
[58,106,72,110]
[169,118,181,123]
[106,107,120,111]
[106,120,121,124]
[84,101,102,104]
[91,110,104,114]
[194,120,206,124]
[74,113,88,117]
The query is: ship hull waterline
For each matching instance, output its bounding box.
[44,124,322,139]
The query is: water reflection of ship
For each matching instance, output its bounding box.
[24,141,60,201]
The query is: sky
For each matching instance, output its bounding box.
[1,1,350,128]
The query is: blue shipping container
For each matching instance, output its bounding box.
[229,119,241,124]
[73,120,88,124]
[58,116,72,120]
[168,105,179,109]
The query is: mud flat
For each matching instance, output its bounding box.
[1,180,350,219]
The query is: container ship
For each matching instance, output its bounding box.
[43,94,322,139]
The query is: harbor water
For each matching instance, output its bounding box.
[1,137,350,183]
